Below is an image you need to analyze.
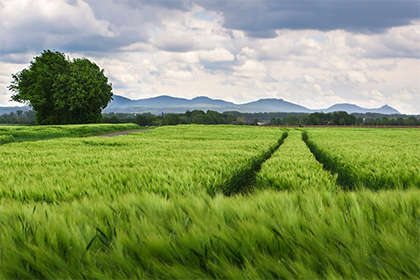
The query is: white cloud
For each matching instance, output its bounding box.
[288,38,322,57]
[120,43,155,52]
[237,47,258,60]
[338,71,369,84]
[198,48,234,62]
[0,0,115,53]
[233,60,267,79]
[0,1,419,114]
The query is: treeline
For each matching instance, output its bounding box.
[1,109,419,126]
[268,111,420,126]
[223,111,420,126]
[0,110,36,125]
[103,110,238,126]
[104,110,420,126]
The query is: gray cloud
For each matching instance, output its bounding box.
[0,0,419,113]
[199,0,420,37]
[2,0,418,55]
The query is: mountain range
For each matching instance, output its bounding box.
[0,95,401,115]
[104,95,401,115]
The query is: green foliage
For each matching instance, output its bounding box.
[103,110,236,126]
[306,111,357,125]
[9,50,113,125]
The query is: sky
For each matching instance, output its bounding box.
[0,0,419,114]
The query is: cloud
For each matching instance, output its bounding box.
[198,48,234,62]
[233,60,267,79]
[0,0,118,53]
[147,5,230,53]
[199,0,420,37]
[287,38,323,57]
[0,0,419,114]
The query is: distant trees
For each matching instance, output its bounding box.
[0,110,36,124]
[9,50,113,125]
[103,110,237,126]
[100,110,420,127]
[2,108,419,126]
[306,112,357,125]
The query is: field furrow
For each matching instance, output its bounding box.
[304,128,420,190]
[0,125,284,202]
[256,129,338,191]
[1,125,419,279]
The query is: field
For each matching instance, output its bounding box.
[0,123,141,144]
[0,125,419,279]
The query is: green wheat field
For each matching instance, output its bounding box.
[0,124,419,279]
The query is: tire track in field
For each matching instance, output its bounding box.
[302,131,355,190]
[223,131,288,196]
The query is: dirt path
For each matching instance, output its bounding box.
[94,129,153,137]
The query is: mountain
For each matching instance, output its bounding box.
[105,95,401,115]
[190,96,236,107]
[106,95,315,114]
[1,96,401,115]
[321,103,400,114]
[110,95,136,107]
[242,98,313,113]
[375,105,401,115]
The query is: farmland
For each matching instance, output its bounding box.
[304,128,420,190]
[0,123,141,144]
[0,125,419,279]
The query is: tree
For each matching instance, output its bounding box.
[162,113,180,125]
[9,50,113,124]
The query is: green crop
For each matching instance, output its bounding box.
[256,129,338,191]
[0,123,141,143]
[1,189,418,279]
[0,125,284,202]
[304,128,420,190]
[0,125,419,279]
[0,134,14,145]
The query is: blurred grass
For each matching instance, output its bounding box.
[0,125,419,279]
[1,189,418,279]
[0,125,284,201]
[304,128,420,190]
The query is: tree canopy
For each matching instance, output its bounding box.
[9,50,113,124]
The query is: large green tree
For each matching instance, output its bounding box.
[9,50,113,124]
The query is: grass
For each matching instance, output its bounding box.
[256,129,338,191]
[1,189,418,279]
[0,125,419,279]
[0,125,284,202]
[0,134,14,145]
[303,128,420,190]
[0,123,141,143]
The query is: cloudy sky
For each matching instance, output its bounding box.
[0,0,419,113]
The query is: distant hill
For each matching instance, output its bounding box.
[105,95,401,115]
[242,98,312,113]
[0,96,402,115]
[321,103,400,114]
